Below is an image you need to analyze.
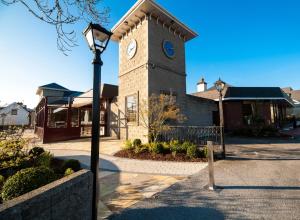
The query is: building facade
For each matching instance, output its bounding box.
[0,102,33,127]
[110,0,216,142]
[193,79,294,131]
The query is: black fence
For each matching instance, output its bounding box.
[158,126,221,146]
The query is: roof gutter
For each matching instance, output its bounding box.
[213,97,294,106]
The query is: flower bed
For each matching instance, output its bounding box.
[0,128,81,204]
[114,139,210,162]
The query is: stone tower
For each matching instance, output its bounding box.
[111,0,197,141]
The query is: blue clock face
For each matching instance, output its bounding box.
[162,40,175,58]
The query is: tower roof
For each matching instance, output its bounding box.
[111,0,198,42]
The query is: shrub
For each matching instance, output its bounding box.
[0,175,5,189]
[64,168,74,176]
[134,144,149,154]
[123,140,134,150]
[199,146,209,158]
[35,152,53,168]
[132,139,142,147]
[170,140,188,155]
[149,142,164,154]
[62,159,81,172]
[29,147,45,157]
[186,144,197,158]
[162,142,171,154]
[0,138,27,162]
[1,167,57,201]
[181,141,193,153]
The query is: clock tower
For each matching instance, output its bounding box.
[111,0,197,141]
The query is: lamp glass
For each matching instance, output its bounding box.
[85,28,94,49]
[215,79,226,92]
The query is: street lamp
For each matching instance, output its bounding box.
[83,23,112,220]
[214,78,226,159]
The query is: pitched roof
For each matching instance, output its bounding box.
[192,86,294,106]
[72,84,118,108]
[39,83,69,91]
[290,90,300,102]
[111,0,197,42]
[225,87,285,98]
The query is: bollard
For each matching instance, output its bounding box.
[207,141,215,191]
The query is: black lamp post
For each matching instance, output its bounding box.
[214,78,226,159]
[83,23,112,220]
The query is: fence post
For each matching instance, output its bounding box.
[207,141,215,191]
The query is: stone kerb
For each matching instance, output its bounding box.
[0,169,93,220]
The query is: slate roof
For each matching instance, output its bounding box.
[39,83,69,91]
[47,91,84,105]
[225,87,285,98]
[192,86,294,106]
[282,87,300,102]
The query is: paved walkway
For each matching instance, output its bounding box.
[45,148,207,176]
[110,140,300,220]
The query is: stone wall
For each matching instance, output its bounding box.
[184,95,217,126]
[0,169,93,220]
[115,16,216,142]
[118,18,149,143]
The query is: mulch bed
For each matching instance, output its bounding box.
[114,149,208,162]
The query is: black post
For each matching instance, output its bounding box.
[218,91,225,159]
[91,49,102,220]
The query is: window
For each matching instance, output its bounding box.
[47,107,68,128]
[126,95,137,123]
[71,108,79,127]
[11,109,18,115]
[242,103,253,125]
[80,109,92,125]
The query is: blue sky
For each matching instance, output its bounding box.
[0,0,300,108]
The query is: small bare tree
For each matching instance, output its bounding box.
[1,0,109,55]
[139,93,186,143]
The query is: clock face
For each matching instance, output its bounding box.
[127,39,137,59]
[162,40,175,58]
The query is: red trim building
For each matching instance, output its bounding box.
[192,80,294,131]
[35,83,118,143]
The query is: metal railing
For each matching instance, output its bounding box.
[158,126,221,146]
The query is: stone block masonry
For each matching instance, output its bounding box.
[0,169,93,220]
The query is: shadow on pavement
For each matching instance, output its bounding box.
[226,136,300,145]
[220,185,300,190]
[108,206,225,220]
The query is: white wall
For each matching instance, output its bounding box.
[0,103,30,126]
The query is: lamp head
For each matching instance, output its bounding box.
[83,23,113,53]
[214,78,226,92]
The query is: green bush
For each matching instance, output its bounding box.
[29,147,45,157]
[169,140,180,151]
[162,142,171,154]
[1,167,57,201]
[0,138,27,162]
[186,144,197,158]
[0,175,5,189]
[62,159,81,172]
[199,146,209,158]
[64,168,74,176]
[149,142,164,154]
[134,144,149,154]
[35,152,53,167]
[123,140,134,150]
[0,156,31,170]
[181,141,193,153]
[132,139,142,147]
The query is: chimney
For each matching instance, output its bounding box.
[197,77,207,92]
